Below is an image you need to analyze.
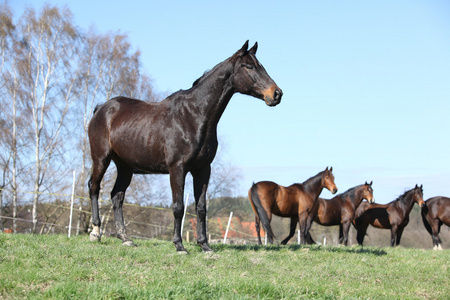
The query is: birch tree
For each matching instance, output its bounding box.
[18,5,80,232]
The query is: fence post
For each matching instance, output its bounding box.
[223,212,233,244]
[180,193,189,236]
[68,170,76,238]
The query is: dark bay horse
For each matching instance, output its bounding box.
[248,167,338,245]
[306,181,374,246]
[421,196,450,250]
[353,185,424,247]
[88,41,282,253]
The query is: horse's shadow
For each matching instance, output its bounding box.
[211,244,387,256]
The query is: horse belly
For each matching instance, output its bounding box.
[316,203,341,226]
[272,199,298,217]
[110,125,169,173]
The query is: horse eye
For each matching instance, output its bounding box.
[242,63,254,70]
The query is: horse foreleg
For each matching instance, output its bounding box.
[395,226,405,246]
[390,225,398,247]
[111,165,134,246]
[281,217,298,245]
[340,222,351,246]
[298,213,308,245]
[303,213,316,245]
[169,167,188,253]
[192,166,213,252]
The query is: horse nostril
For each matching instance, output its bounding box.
[274,89,282,101]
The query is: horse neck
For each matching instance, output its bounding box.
[302,174,324,199]
[351,186,365,207]
[188,60,235,126]
[396,191,416,214]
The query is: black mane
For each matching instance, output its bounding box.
[340,185,360,200]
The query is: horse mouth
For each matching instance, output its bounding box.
[264,96,281,107]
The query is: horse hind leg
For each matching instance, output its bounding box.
[432,221,443,250]
[88,155,111,242]
[111,164,135,246]
[356,222,368,246]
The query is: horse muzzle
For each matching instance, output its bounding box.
[264,87,282,107]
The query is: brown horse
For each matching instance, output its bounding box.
[421,196,450,250]
[248,167,338,245]
[88,41,282,253]
[306,181,374,246]
[353,185,424,247]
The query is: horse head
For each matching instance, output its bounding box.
[231,40,282,107]
[413,184,425,207]
[322,166,338,194]
[363,181,375,204]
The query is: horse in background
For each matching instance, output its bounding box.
[248,167,338,245]
[88,41,282,253]
[353,185,424,247]
[306,181,374,246]
[421,196,450,250]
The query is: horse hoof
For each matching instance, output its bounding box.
[89,233,101,242]
[199,243,213,253]
[202,247,214,253]
[122,240,136,247]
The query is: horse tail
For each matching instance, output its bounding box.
[249,183,275,242]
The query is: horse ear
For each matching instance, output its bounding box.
[415,184,418,189]
[370,181,373,186]
[249,42,258,55]
[238,40,249,56]
[420,184,423,189]
[325,166,329,171]
[330,166,333,172]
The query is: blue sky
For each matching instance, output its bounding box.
[12,1,450,203]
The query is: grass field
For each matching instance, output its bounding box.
[0,233,448,299]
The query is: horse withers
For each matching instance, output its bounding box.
[353,184,424,247]
[306,181,374,246]
[88,41,282,253]
[248,167,338,245]
[421,196,450,250]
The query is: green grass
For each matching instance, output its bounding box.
[0,233,448,299]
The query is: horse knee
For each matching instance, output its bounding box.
[173,202,184,219]
[197,204,206,219]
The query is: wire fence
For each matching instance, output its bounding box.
[0,186,267,245]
